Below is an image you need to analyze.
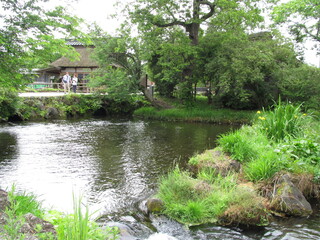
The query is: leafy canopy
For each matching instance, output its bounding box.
[0,0,84,89]
[272,0,320,44]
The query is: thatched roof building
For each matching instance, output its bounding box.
[51,47,97,69]
[36,41,98,83]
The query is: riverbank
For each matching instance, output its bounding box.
[147,101,320,227]
[0,187,119,240]
[133,96,256,124]
[2,93,146,122]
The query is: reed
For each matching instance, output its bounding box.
[256,100,305,142]
[53,194,119,240]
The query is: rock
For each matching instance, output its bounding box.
[8,114,24,122]
[271,174,313,217]
[105,222,138,240]
[146,198,164,214]
[45,107,59,119]
[20,213,56,235]
[189,149,241,177]
[219,184,270,227]
[0,189,9,211]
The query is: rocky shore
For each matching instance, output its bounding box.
[146,149,319,227]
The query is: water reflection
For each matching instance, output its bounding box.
[0,119,233,214]
[0,119,319,239]
[0,131,18,161]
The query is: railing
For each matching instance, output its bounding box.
[26,82,93,93]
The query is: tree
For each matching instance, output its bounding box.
[127,0,275,103]
[88,25,143,100]
[199,30,306,109]
[272,0,320,48]
[0,0,83,89]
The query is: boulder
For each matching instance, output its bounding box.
[106,222,138,240]
[45,107,59,119]
[146,198,164,214]
[271,174,313,217]
[20,213,56,235]
[189,149,241,177]
[0,189,9,211]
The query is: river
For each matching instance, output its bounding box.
[0,118,319,239]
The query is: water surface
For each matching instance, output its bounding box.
[0,118,319,240]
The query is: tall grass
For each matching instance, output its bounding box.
[1,187,119,240]
[157,167,237,225]
[256,100,305,142]
[2,185,46,240]
[50,194,119,240]
[218,126,271,163]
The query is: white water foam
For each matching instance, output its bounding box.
[146,232,178,240]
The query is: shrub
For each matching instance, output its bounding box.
[0,88,19,119]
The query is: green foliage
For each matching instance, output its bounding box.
[0,0,84,90]
[48,194,119,240]
[0,88,19,119]
[6,186,44,219]
[89,26,143,100]
[255,100,305,142]
[272,0,320,43]
[2,185,45,240]
[218,126,271,163]
[219,101,319,181]
[157,167,238,225]
[127,0,274,103]
[275,64,320,109]
[1,186,119,240]
[134,104,254,124]
[199,30,306,109]
[244,151,282,181]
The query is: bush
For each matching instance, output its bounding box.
[0,88,19,119]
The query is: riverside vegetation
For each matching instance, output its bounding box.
[0,89,147,122]
[134,96,256,124]
[149,100,320,227]
[0,186,119,240]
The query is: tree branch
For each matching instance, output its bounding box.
[199,0,216,21]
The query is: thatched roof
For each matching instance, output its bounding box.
[51,47,98,68]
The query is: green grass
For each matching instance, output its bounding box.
[134,106,254,124]
[157,167,238,225]
[255,100,306,142]
[46,194,119,240]
[0,186,119,240]
[153,101,320,226]
[134,95,254,124]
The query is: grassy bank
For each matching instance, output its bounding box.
[134,96,254,124]
[0,186,119,240]
[155,101,320,226]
